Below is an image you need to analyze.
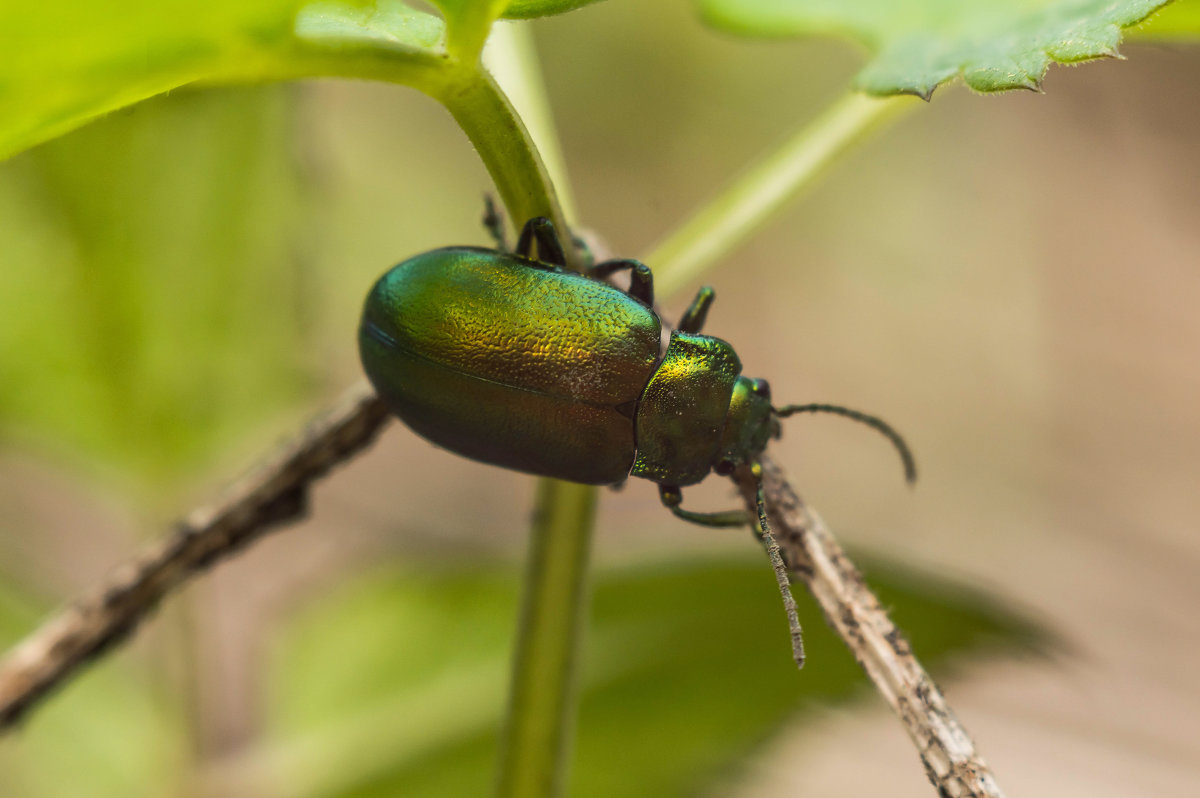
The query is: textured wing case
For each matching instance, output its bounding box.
[360,248,662,484]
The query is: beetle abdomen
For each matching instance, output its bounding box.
[360,248,663,484]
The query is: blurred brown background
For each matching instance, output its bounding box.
[1,0,1198,795]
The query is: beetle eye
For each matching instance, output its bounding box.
[752,379,771,399]
[714,460,736,476]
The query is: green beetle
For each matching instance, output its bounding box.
[360,216,914,667]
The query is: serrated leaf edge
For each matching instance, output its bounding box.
[858,3,1171,99]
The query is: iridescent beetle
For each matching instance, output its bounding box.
[359,215,915,667]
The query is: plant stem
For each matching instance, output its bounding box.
[647,92,914,298]
[482,28,596,798]
[493,480,596,798]
[438,70,573,246]
[484,21,579,225]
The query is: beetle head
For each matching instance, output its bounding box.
[713,377,778,476]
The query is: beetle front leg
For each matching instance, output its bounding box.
[515,217,568,267]
[590,259,654,308]
[658,484,749,528]
[677,286,715,334]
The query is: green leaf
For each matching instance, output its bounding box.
[295,1,445,51]
[0,0,458,161]
[502,0,608,19]
[698,0,1172,98]
[0,0,303,159]
[0,86,315,489]
[428,0,511,26]
[1130,0,1200,37]
[249,553,1046,798]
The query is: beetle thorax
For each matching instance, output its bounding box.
[630,331,745,486]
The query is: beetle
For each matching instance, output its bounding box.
[359,215,914,668]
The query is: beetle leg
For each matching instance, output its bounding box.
[677,286,715,333]
[590,259,654,308]
[658,484,748,527]
[515,217,568,266]
[482,194,508,251]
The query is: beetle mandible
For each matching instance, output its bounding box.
[359,216,915,668]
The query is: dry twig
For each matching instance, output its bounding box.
[1,380,1007,798]
[735,456,1006,798]
[0,381,390,729]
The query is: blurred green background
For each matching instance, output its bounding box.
[2,1,1198,796]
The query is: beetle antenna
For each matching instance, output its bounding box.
[751,462,805,670]
[773,404,917,485]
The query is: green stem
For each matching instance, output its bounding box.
[438,70,572,244]
[484,21,579,225]
[493,480,596,798]
[647,92,915,297]
[480,29,596,798]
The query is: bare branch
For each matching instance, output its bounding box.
[0,376,1009,798]
[735,456,1007,798]
[0,381,391,730]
